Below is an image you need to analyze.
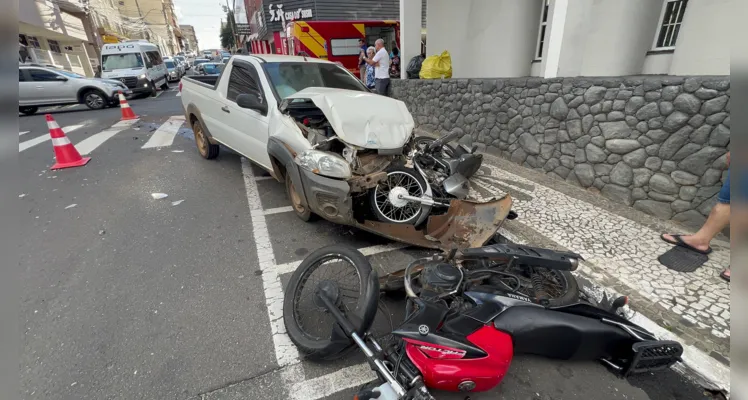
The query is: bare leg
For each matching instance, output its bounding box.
[662,202,731,252]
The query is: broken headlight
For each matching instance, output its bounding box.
[295,150,352,179]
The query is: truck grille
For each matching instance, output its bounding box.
[117,77,138,88]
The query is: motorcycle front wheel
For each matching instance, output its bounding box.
[283,245,380,361]
[369,166,428,225]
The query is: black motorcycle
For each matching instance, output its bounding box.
[284,244,684,399]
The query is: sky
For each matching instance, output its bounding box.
[173,0,231,50]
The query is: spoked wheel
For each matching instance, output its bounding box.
[283,245,379,361]
[369,166,427,224]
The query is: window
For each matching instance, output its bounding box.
[330,38,363,56]
[28,69,62,82]
[48,39,61,53]
[102,52,144,71]
[262,62,367,100]
[26,35,41,48]
[146,51,163,66]
[227,63,262,102]
[535,0,550,59]
[19,69,26,82]
[654,0,688,49]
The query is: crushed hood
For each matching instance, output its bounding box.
[284,87,415,149]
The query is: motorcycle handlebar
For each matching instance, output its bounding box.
[427,131,459,151]
[403,258,430,298]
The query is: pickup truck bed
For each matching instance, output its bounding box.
[183,75,219,88]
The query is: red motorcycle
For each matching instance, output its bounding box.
[283,245,683,399]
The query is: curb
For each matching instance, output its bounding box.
[497,226,731,396]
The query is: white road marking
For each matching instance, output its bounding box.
[274,242,410,276]
[241,157,300,367]
[63,104,78,110]
[176,91,182,97]
[142,116,185,149]
[19,131,29,136]
[19,125,83,152]
[259,206,294,216]
[75,119,138,155]
[154,90,164,98]
[290,363,375,400]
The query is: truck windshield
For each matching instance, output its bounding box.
[263,62,366,99]
[102,53,144,71]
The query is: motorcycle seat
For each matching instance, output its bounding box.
[461,243,581,271]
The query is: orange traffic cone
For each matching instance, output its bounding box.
[118,90,138,120]
[47,114,91,170]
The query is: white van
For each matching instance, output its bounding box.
[100,40,169,97]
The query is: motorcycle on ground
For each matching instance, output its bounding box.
[283,244,683,400]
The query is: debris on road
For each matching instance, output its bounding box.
[171,199,184,206]
[19,194,26,198]
[99,230,106,235]
[171,150,184,153]
[151,193,168,200]
[64,204,77,209]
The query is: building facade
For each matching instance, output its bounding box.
[243,0,426,55]
[116,0,183,55]
[20,0,96,76]
[421,0,730,79]
[180,25,199,53]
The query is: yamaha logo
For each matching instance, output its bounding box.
[418,325,429,335]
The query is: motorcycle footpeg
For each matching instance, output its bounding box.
[620,340,684,377]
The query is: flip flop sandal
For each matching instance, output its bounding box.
[720,270,730,282]
[660,234,712,255]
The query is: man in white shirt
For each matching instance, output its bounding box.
[363,38,391,96]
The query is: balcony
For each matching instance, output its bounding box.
[55,0,86,13]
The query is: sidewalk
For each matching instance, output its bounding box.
[476,152,730,392]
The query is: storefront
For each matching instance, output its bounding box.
[246,0,424,55]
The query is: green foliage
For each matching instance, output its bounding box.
[219,10,236,50]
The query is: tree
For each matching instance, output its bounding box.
[219,10,236,50]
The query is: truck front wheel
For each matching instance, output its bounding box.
[192,119,219,159]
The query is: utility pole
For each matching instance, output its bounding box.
[133,0,151,41]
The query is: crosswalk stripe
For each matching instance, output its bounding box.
[19,131,29,136]
[19,125,83,152]
[75,119,139,155]
[141,116,185,149]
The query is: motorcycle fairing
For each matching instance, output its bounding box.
[358,194,513,250]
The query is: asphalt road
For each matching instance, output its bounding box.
[19,87,717,400]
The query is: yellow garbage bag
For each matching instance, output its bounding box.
[419,51,452,79]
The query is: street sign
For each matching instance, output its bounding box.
[235,23,252,35]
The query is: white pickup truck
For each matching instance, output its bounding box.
[179,54,418,220]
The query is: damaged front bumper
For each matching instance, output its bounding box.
[291,160,512,251]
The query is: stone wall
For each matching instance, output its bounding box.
[391,76,730,227]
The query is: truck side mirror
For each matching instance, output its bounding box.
[55,75,68,81]
[236,93,267,115]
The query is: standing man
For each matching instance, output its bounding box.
[363,38,391,96]
[358,38,368,82]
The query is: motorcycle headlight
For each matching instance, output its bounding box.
[295,150,351,179]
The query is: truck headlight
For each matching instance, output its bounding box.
[295,150,351,179]
[138,73,146,79]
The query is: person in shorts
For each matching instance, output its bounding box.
[661,152,731,281]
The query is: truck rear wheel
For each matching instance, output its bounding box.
[192,119,219,159]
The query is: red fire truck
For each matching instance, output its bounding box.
[283,20,400,78]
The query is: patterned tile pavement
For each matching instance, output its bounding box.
[474,157,731,365]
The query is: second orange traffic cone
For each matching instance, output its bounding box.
[118,90,138,120]
[47,114,91,170]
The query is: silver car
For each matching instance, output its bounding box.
[19,64,131,115]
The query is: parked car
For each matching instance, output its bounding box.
[199,63,224,75]
[175,55,189,70]
[192,58,211,73]
[164,59,182,82]
[221,56,230,64]
[19,64,131,115]
[163,57,184,77]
